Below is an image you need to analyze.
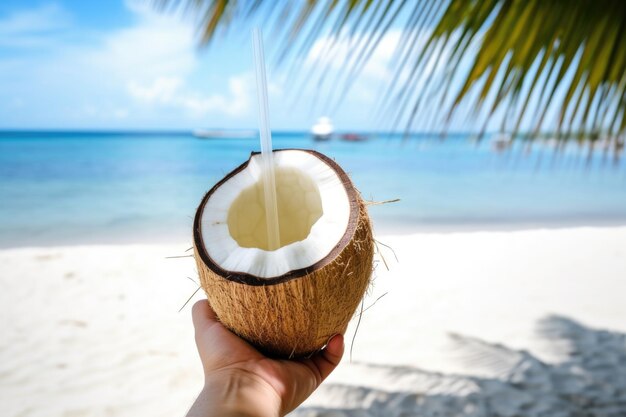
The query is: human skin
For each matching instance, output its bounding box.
[186,300,345,417]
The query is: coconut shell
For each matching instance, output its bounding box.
[193,150,374,358]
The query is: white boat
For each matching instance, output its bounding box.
[193,129,257,139]
[311,117,333,142]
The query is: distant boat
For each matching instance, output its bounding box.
[193,129,257,139]
[311,117,333,142]
[340,133,368,142]
[490,133,512,152]
[594,137,613,151]
[544,137,560,148]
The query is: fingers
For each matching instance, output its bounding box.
[310,334,344,382]
[192,299,218,331]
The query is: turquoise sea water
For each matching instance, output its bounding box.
[1,131,625,248]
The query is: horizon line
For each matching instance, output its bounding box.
[0,128,493,135]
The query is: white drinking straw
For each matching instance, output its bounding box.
[252,28,281,251]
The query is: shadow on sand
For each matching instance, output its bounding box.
[292,316,626,417]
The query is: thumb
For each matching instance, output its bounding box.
[192,299,219,332]
[310,334,345,382]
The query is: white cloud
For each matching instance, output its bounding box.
[127,74,252,117]
[128,77,183,103]
[307,30,403,81]
[179,75,252,117]
[0,3,71,48]
[0,1,258,125]
[302,30,406,110]
[306,29,444,82]
[0,3,69,34]
[302,28,449,128]
[80,5,197,84]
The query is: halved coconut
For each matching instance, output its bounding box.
[193,149,374,357]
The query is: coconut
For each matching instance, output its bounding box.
[192,149,374,358]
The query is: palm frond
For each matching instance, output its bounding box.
[155,0,626,150]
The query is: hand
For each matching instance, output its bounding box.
[186,299,345,417]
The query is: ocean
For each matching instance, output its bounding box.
[1,131,625,248]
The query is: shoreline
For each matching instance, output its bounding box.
[2,220,626,249]
[373,217,626,235]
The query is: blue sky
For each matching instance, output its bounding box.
[0,0,416,131]
[0,1,568,133]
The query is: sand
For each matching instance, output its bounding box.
[1,227,625,416]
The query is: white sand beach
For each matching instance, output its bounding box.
[1,227,625,416]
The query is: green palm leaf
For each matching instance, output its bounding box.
[155,0,626,151]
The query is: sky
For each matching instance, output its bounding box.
[0,0,418,131]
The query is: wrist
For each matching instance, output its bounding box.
[200,369,282,417]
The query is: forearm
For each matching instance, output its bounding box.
[186,370,282,417]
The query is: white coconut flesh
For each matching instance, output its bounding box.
[200,150,352,278]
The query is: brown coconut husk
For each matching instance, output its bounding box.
[193,150,374,358]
